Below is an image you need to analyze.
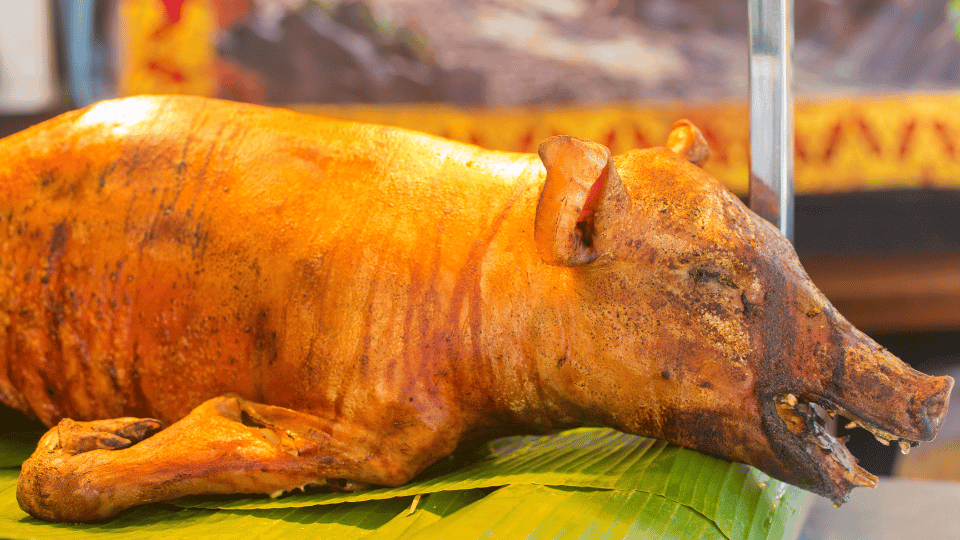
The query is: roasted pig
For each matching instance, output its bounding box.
[0,96,950,522]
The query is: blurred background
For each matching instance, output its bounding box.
[1,0,959,494]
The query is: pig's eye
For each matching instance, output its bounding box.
[688,267,738,289]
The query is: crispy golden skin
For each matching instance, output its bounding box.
[0,96,951,522]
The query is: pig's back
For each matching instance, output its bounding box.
[0,95,542,426]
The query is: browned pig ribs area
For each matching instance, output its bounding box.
[0,96,952,522]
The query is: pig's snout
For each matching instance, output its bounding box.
[815,335,955,447]
[916,375,953,441]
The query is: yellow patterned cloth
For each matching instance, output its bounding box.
[117,0,216,98]
[300,96,960,196]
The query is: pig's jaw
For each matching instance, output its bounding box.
[768,386,949,503]
[772,392,881,501]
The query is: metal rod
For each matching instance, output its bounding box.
[748,0,795,242]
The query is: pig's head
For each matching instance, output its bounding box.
[531,121,953,504]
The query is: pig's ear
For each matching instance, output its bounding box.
[535,136,630,266]
[666,119,710,165]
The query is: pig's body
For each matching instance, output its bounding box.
[0,95,548,435]
[1,96,570,485]
[0,96,952,522]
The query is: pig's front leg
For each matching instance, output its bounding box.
[17,395,429,522]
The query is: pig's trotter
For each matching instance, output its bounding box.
[16,395,405,522]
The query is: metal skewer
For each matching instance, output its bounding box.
[749,0,795,242]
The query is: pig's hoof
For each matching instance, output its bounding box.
[55,417,164,455]
[17,416,164,522]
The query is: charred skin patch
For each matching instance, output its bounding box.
[42,221,69,285]
[687,267,737,289]
[660,409,729,461]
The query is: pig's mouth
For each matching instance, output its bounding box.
[773,392,919,501]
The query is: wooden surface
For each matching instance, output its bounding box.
[802,252,960,332]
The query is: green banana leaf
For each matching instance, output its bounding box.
[0,428,808,540]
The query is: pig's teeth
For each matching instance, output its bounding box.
[870,428,899,445]
[842,413,901,445]
[843,467,878,488]
[899,440,911,454]
[871,428,898,443]
[775,400,807,435]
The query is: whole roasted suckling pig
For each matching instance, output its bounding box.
[0,96,951,522]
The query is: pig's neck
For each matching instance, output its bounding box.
[464,243,594,433]
[425,165,598,435]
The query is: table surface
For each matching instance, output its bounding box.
[796,478,960,540]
